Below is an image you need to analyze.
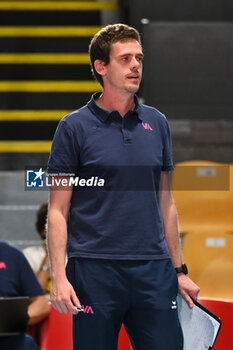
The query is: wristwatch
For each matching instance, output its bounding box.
[175,263,188,275]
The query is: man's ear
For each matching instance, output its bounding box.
[94,60,106,77]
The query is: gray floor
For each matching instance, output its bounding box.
[0,171,48,250]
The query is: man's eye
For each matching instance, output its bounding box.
[122,56,128,61]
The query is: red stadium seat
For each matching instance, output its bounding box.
[198,298,233,350]
[39,304,132,350]
[39,305,73,350]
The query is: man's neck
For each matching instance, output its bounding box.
[96,90,135,117]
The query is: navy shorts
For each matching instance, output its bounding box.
[66,258,183,350]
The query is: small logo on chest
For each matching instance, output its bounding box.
[142,122,153,131]
[0,262,7,269]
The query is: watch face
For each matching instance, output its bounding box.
[183,264,188,274]
[175,264,188,275]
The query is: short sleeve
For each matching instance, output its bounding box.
[47,119,80,176]
[161,117,174,172]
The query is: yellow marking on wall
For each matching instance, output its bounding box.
[0,110,71,121]
[0,26,102,37]
[0,1,117,11]
[0,53,90,64]
[0,80,101,92]
[0,141,52,153]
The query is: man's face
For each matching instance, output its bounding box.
[103,39,143,95]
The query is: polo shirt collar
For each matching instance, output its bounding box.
[87,92,143,122]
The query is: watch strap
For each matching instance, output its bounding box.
[175,263,188,275]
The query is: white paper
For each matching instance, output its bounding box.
[177,294,220,350]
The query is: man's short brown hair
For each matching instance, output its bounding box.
[89,23,142,86]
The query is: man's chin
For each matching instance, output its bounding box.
[126,84,140,94]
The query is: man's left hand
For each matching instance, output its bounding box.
[178,274,200,308]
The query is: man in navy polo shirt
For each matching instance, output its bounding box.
[47,24,199,349]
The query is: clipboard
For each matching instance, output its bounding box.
[177,294,221,350]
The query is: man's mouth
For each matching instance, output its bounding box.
[127,75,140,81]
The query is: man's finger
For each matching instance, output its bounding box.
[71,290,82,309]
[51,299,70,314]
[181,291,194,309]
[51,300,62,313]
[189,286,200,301]
[58,301,70,314]
[59,294,81,314]
[187,297,194,309]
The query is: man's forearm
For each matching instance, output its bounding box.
[162,202,183,268]
[159,172,183,267]
[159,172,200,306]
[28,295,50,325]
[47,207,68,280]
[162,201,200,306]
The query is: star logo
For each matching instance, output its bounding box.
[33,168,45,181]
[26,168,45,188]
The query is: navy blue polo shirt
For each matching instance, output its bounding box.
[0,241,44,297]
[47,92,174,260]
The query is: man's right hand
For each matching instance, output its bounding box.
[50,277,82,315]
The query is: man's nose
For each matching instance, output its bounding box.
[131,56,140,69]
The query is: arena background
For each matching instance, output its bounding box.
[0,0,232,312]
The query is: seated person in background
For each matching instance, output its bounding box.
[24,202,51,294]
[0,240,50,350]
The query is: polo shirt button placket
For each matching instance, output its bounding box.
[121,116,132,144]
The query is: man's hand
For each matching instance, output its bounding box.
[50,277,82,315]
[178,274,200,308]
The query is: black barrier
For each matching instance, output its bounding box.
[119,0,233,29]
[142,21,233,120]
